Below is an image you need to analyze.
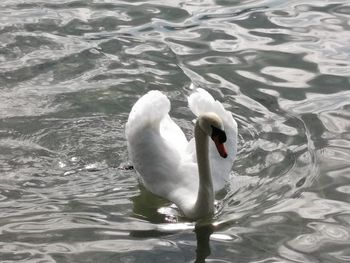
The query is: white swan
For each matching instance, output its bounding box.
[125,86,238,220]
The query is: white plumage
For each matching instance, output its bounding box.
[125,86,238,219]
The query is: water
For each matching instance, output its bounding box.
[1,0,350,262]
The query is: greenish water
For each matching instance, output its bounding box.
[1,0,350,262]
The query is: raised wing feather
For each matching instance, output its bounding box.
[125,90,195,200]
[126,90,188,154]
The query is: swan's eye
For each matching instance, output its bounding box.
[210,126,227,143]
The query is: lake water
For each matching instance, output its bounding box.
[1,0,350,262]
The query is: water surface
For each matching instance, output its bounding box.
[1,0,350,262]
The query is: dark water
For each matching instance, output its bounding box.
[1,0,350,262]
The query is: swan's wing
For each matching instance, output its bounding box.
[160,115,188,155]
[125,90,191,199]
[126,90,188,154]
[188,85,238,191]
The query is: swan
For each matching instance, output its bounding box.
[125,86,238,220]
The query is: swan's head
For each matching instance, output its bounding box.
[198,112,228,158]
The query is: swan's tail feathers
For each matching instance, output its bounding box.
[126,90,170,138]
[188,87,236,128]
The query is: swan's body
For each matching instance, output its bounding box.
[125,86,238,219]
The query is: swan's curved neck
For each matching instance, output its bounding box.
[191,120,214,219]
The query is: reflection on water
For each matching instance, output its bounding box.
[194,224,214,263]
[1,0,350,262]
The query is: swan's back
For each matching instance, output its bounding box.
[188,86,238,190]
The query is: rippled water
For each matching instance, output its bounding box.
[1,0,350,262]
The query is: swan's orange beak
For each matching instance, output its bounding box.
[212,136,228,158]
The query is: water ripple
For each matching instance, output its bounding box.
[0,0,349,262]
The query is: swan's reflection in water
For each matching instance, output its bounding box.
[129,223,214,262]
[194,224,214,263]
[131,185,218,262]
